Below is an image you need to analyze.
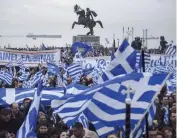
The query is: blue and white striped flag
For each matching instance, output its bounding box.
[135,51,151,72]
[16,59,26,70]
[18,69,29,81]
[98,39,137,83]
[47,62,59,75]
[16,80,43,138]
[165,42,176,55]
[130,100,157,138]
[66,83,88,95]
[92,121,115,138]
[0,85,89,105]
[52,72,169,133]
[0,70,13,85]
[67,63,83,81]
[5,61,13,68]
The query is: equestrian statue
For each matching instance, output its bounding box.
[72,4,103,35]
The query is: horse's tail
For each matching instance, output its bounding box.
[96,20,103,28]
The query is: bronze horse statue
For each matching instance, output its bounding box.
[72,5,103,35]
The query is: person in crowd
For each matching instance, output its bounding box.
[71,122,99,138]
[169,112,176,138]
[107,133,119,138]
[156,131,164,138]
[20,98,32,116]
[160,36,168,51]
[10,79,18,88]
[162,127,173,138]
[9,102,24,135]
[131,37,142,50]
[59,129,69,138]
[37,121,50,138]
[0,108,12,132]
[0,130,15,138]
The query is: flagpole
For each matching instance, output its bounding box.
[124,86,135,138]
[125,95,131,138]
[142,46,149,138]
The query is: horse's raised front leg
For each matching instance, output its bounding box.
[72,21,80,29]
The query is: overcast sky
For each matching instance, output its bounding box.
[0,0,176,48]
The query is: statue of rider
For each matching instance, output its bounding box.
[84,8,97,28]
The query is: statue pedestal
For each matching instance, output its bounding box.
[73,35,100,47]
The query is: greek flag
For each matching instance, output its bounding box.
[47,62,59,75]
[130,101,157,138]
[135,51,151,72]
[18,70,29,81]
[16,59,26,69]
[0,70,13,85]
[25,72,43,88]
[92,121,115,138]
[76,113,89,128]
[0,87,64,105]
[166,73,176,94]
[165,42,176,55]
[16,81,43,138]
[66,83,88,95]
[99,39,137,83]
[67,63,83,81]
[5,61,13,68]
[52,72,169,133]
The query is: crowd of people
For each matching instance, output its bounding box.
[0,85,176,138]
[0,37,176,138]
[2,42,166,58]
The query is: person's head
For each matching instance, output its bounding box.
[49,128,59,138]
[30,68,35,74]
[148,130,157,138]
[0,108,11,122]
[17,81,23,88]
[162,96,169,105]
[160,36,165,41]
[11,102,19,115]
[72,122,84,138]
[86,8,90,11]
[22,98,31,108]
[171,102,176,113]
[12,79,18,86]
[0,131,13,138]
[156,132,164,138]
[38,121,48,134]
[171,93,176,100]
[162,127,172,138]
[107,133,118,138]
[39,111,45,118]
[42,67,47,75]
[38,114,47,122]
[60,131,69,138]
[170,112,176,123]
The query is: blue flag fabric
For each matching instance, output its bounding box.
[0,83,89,106]
[41,43,46,50]
[72,42,91,56]
[51,72,168,136]
[16,81,43,138]
[47,62,59,75]
[0,70,13,85]
[67,63,83,82]
[165,42,176,55]
[0,87,64,105]
[98,39,137,83]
